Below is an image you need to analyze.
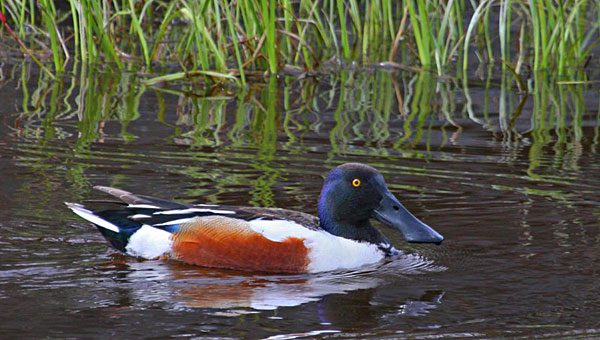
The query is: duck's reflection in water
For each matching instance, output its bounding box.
[103,252,446,314]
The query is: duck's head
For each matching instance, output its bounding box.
[318,163,444,245]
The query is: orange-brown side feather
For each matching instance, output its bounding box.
[171,216,310,273]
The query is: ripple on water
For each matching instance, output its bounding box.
[3,248,446,314]
[1,63,600,338]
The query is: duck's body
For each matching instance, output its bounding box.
[68,193,385,273]
[67,163,443,273]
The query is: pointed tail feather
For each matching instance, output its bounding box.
[66,202,138,252]
[66,202,120,232]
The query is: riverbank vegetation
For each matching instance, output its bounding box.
[1,1,599,83]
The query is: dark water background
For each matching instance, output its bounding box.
[1,61,599,338]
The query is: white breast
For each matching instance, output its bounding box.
[248,219,385,273]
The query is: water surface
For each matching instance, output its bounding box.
[1,62,599,338]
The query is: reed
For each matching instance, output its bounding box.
[1,1,598,81]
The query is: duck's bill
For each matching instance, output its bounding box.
[373,191,444,245]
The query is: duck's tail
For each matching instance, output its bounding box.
[66,202,140,252]
[66,186,182,258]
[66,201,173,259]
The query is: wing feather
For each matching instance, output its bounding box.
[171,216,310,273]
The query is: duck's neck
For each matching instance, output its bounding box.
[319,217,397,255]
[318,197,391,249]
[322,218,386,242]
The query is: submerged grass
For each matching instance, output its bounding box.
[0,1,599,81]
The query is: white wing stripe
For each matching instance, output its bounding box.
[152,217,195,226]
[128,204,161,209]
[129,214,152,220]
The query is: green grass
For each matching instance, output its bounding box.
[1,1,599,81]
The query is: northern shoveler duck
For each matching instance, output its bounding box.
[67,163,443,273]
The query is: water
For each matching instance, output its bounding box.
[1,61,599,338]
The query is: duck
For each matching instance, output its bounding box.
[66,163,443,274]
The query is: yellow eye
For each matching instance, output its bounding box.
[352,178,361,187]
